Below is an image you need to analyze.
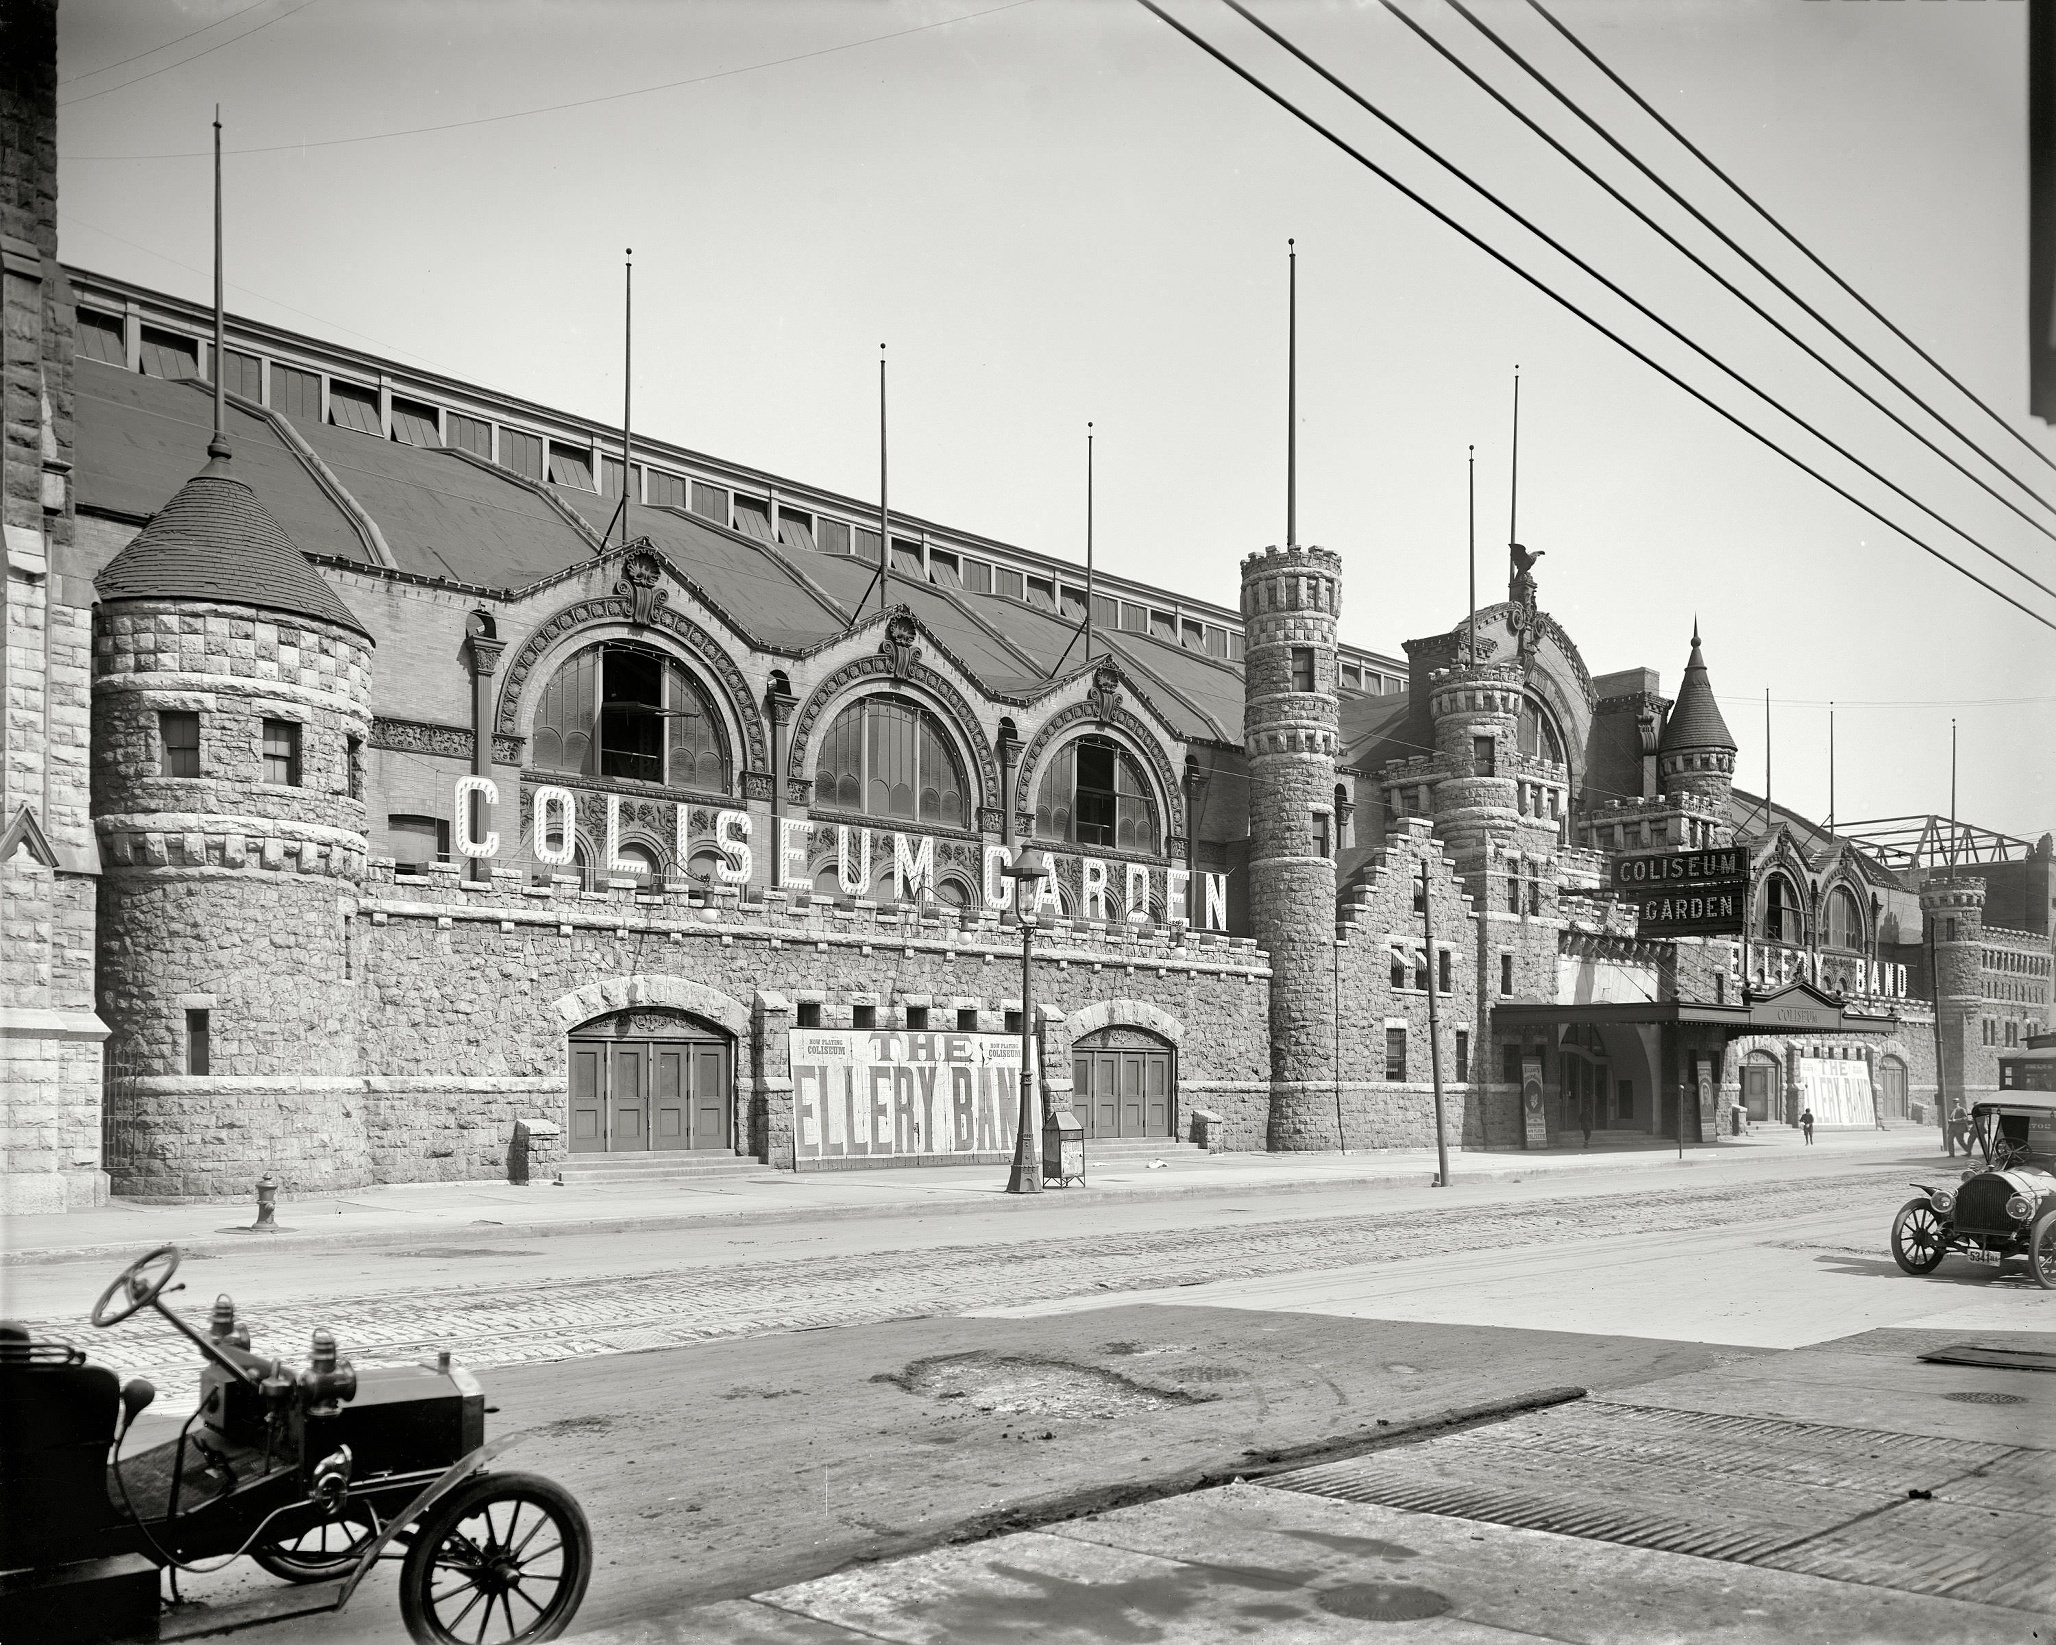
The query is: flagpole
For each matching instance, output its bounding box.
[1084,422,1095,661]
[1507,366,1520,567]
[879,344,890,617]
[1286,238,1297,548]
[618,250,633,547]
[209,107,228,461]
[1826,702,1835,832]
[1466,444,1476,662]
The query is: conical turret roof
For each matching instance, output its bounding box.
[1658,622,1734,754]
[97,453,370,640]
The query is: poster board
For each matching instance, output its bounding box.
[789,1030,1026,1164]
[1797,1058,1873,1128]
[1521,1054,1548,1150]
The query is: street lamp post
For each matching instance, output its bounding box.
[1001,845,1051,1196]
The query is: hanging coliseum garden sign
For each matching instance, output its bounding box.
[441,776,1230,927]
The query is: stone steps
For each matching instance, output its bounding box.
[552,1152,765,1186]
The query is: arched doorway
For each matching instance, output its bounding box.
[568,1008,733,1155]
[1072,1026,1175,1140]
[1878,1055,1909,1121]
[1742,1052,1779,1124]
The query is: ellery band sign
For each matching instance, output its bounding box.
[1612,847,1749,940]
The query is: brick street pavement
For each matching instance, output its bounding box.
[36,1171,1873,1413]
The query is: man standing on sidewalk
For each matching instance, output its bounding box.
[1800,1106,1815,1145]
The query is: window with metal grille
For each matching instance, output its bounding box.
[158,711,200,777]
[548,442,595,490]
[185,1009,210,1077]
[1455,1030,1469,1083]
[77,309,126,364]
[1035,736,1155,852]
[690,481,728,524]
[261,720,301,786]
[138,325,197,379]
[222,349,262,400]
[813,696,967,828]
[1291,647,1315,693]
[327,379,380,435]
[500,427,544,480]
[388,395,439,447]
[1385,1027,1407,1081]
[646,468,687,509]
[530,642,730,792]
[447,413,492,458]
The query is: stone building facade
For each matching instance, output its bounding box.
[5,0,2046,1208]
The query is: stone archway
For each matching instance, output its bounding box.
[553,976,751,1156]
[1059,1000,1183,1142]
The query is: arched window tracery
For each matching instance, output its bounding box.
[1825,884,1865,952]
[530,641,730,792]
[1761,872,1804,945]
[1516,696,1566,765]
[1034,735,1158,854]
[811,695,969,828]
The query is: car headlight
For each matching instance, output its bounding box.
[1930,1189,1956,1215]
[2006,1195,2033,1221]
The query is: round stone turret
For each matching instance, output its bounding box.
[1427,662,1522,868]
[92,454,374,1197]
[1240,543,1340,1150]
[1657,624,1736,805]
[1919,875,1985,1109]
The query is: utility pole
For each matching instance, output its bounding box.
[1423,856,1448,1187]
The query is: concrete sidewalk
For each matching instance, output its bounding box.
[1,1124,1930,1266]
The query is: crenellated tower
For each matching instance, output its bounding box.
[1657,624,1737,811]
[1920,875,1987,1105]
[1240,543,1341,1150]
[92,449,375,1197]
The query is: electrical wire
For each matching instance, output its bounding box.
[1529,0,2056,487]
[59,0,1039,160]
[1131,0,2056,634]
[60,0,274,85]
[57,1,321,108]
[1403,0,2056,590]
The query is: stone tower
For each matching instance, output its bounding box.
[1240,543,1341,1150]
[1657,624,1737,809]
[1426,661,1527,885]
[1920,875,1987,1107]
[92,450,375,1197]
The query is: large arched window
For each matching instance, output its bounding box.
[530,642,730,792]
[812,696,968,827]
[1035,736,1157,853]
[1824,884,1865,952]
[1761,873,1803,945]
[1517,696,1566,765]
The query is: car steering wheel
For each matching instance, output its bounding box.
[1991,1138,2031,1172]
[92,1244,181,1328]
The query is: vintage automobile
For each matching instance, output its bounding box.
[0,1243,591,1644]
[1891,1091,2056,1288]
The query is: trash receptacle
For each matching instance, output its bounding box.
[1042,1111,1084,1187]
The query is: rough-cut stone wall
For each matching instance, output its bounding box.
[92,599,371,1196]
[2,0,107,1214]
[1239,544,1341,1149]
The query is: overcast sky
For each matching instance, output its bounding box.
[54,0,2056,846]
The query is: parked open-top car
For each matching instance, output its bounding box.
[0,1243,591,1645]
[1891,1092,2056,1288]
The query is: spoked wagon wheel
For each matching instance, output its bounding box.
[399,1471,591,1645]
[1890,1198,1948,1274]
[251,1503,382,1581]
[2031,1211,2056,1292]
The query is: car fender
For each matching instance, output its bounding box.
[333,1434,526,1611]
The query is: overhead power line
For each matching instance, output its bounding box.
[1529,0,2056,488]
[1418,0,2056,579]
[60,0,273,84]
[1221,0,2056,609]
[1130,0,2056,634]
[57,0,321,108]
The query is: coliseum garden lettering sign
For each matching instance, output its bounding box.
[444,776,1230,928]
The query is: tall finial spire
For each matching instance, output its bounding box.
[1286,237,1297,550]
[208,105,229,464]
[618,249,632,547]
[878,343,890,616]
[1466,443,1476,663]
[1084,420,1096,662]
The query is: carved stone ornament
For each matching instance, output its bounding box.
[880,607,921,681]
[1086,658,1123,725]
[1635,705,1662,757]
[741,770,776,802]
[616,547,669,627]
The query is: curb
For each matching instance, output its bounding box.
[2,1148,1930,1269]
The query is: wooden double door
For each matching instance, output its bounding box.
[569,1020,731,1154]
[1072,1030,1174,1140]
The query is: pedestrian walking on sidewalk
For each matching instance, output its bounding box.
[1800,1106,1815,1145]
[1578,1099,1593,1149]
[1946,1099,1969,1157]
